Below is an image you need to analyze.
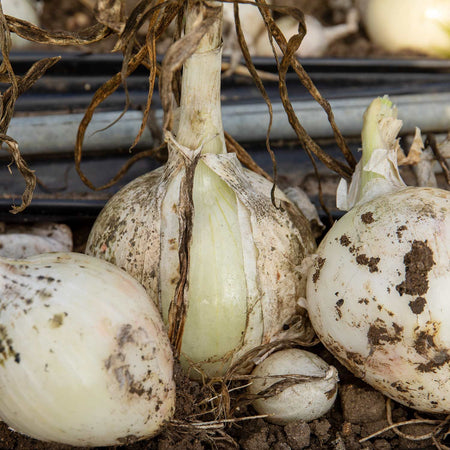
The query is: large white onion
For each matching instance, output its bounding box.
[306,96,450,413]
[0,252,175,446]
[86,150,316,378]
[86,3,316,379]
[359,0,450,57]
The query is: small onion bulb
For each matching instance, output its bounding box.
[0,252,175,447]
[254,11,359,58]
[306,96,450,413]
[359,0,450,57]
[248,349,338,424]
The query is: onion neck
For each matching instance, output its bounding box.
[337,96,407,210]
[175,1,225,155]
[355,95,405,204]
[358,96,395,192]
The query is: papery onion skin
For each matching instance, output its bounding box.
[306,186,450,413]
[0,252,175,447]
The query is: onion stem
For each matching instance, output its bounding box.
[352,94,405,206]
[359,96,395,191]
[176,0,225,155]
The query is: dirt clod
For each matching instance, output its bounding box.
[284,421,311,449]
[340,385,386,424]
[310,418,331,444]
[396,240,435,297]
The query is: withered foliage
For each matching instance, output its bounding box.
[0,0,355,211]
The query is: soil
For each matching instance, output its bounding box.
[1,0,448,449]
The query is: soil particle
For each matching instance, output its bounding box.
[340,234,351,246]
[414,329,436,357]
[396,225,407,240]
[312,256,325,283]
[408,297,426,315]
[310,418,331,444]
[361,212,375,224]
[48,312,67,328]
[335,298,344,318]
[395,240,435,297]
[367,319,402,348]
[355,254,380,273]
[273,443,291,450]
[284,421,311,449]
[340,385,386,424]
[240,421,271,450]
[360,419,394,440]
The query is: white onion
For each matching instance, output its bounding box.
[86,4,316,379]
[0,222,73,258]
[0,252,175,446]
[254,11,359,58]
[248,348,338,424]
[222,1,266,57]
[359,0,450,57]
[306,96,450,413]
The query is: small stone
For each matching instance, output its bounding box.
[340,384,386,423]
[311,418,331,444]
[284,421,310,449]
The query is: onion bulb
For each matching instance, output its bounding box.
[358,0,450,57]
[248,348,338,424]
[86,3,316,379]
[0,252,175,446]
[0,222,73,258]
[306,96,450,413]
[254,10,359,58]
